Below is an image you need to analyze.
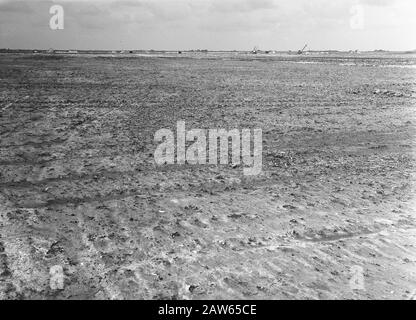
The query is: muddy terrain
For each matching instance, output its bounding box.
[0,52,415,299]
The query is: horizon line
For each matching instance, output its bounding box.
[2,48,416,53]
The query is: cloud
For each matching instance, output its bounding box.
[360,0,397,7]
[0,0,33,12]
[209,0,277,13]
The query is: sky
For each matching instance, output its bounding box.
[0,0,415,51]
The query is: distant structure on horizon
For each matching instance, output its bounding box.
[297,44,308,54]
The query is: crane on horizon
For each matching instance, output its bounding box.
[297,44,308,55]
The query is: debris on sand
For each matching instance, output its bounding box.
[1,103,12,111]
[373,89,405,97]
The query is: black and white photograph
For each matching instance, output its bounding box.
[0,0,415,304]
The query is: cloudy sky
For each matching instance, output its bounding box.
[0,0,415,51]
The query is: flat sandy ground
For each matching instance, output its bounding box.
[0,52,415,299]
